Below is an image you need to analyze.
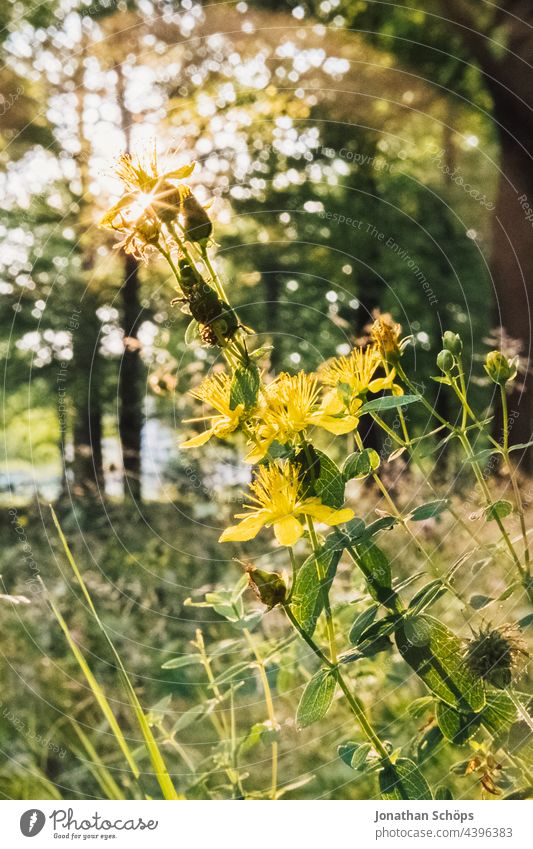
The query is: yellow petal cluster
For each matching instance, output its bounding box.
[180,372,245,448]
[219,461,354,546]
[245,371,358,462]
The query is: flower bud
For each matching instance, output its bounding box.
[245,565,286,610]
[181,189,213,242]
[436,349,454,373]
[442,331,462,356]
[484,351,518,385]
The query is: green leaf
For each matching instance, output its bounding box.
[435,786,454,800]
[212,661,254,686]
[296,668,337,729]
[409,579,447,613]
[184,318,199,345]
[484,499,513,521]
[509,441,533,453]
[482,691,517,734]
[349,604,379,644]
[172,702,211,734]
[469,594,495,610]
[378,757,432,800]
[436,701,481,745]
[466,448,500,464]
[229,363,260,411]
[341,615,397,662]
[240,721,279,754]
[161,653,203,670]
[352,541,398,608]
[360,516,398,539]
[395,615,485,713]
[338,741,375,771]
[313,449,345,508]
[407,696,435,719]
[290,546,341,636]
[404,616,433,646]
[359,394,420,413]
[343,448,380,481]
[409,500,449,521]
[417,725,443,763]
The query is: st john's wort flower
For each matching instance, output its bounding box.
[219,460,354,546]
[245,371,359,462]
[181,371,249,448]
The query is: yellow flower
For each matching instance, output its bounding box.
[219,461,354,546]
[320,345,391,394]
[319,344,402,418]
[245,371,358,462]
[181,372,245,448]
[100,148,196,230]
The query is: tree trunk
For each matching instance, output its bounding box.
[71,289,105,498]
[117,64,143,501]
[119,253,143,501]
[70,41,105,499]
[491,115,533,466]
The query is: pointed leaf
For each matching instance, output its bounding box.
[395,615,485,713]
[349,604,379,644]
[291,546,341,636]
[296,668,337,729]
[360,394,420,413]
[313,449,345,508]
[409,500,449,521]
[343,449,380,481]
[230,363,260,411]
[379,757,432,800]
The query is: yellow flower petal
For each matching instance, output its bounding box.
[368,373,395,393]
[219,514,267,542]
[273,515,304,546]
[305,503,354,526]
[314,414,359,434]
[180,429,214,448]
[321,390,344,415]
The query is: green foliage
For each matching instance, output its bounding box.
[296,669,337,729]
[378,758,433,800]
[396,616,486,713]
[291,546,342,635]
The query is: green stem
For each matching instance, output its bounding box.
[458,431,524,576]
[501,384,531,572]
[243,629,278,800]
[305,515,337,664]
[282,606,389,760]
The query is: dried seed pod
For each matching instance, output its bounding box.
[464,623,529,689]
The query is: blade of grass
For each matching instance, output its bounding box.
[39,577,140,782]
[50,506,180,800]
[71,720,126,800]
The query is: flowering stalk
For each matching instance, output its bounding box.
[101,150,531,800]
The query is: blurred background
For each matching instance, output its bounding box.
[1,1,532,799]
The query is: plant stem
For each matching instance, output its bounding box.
[243,628,278,800]
[282,605,389,760]
[195,629,229,737]
[501,384,531,572]
[305,515,337,664]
